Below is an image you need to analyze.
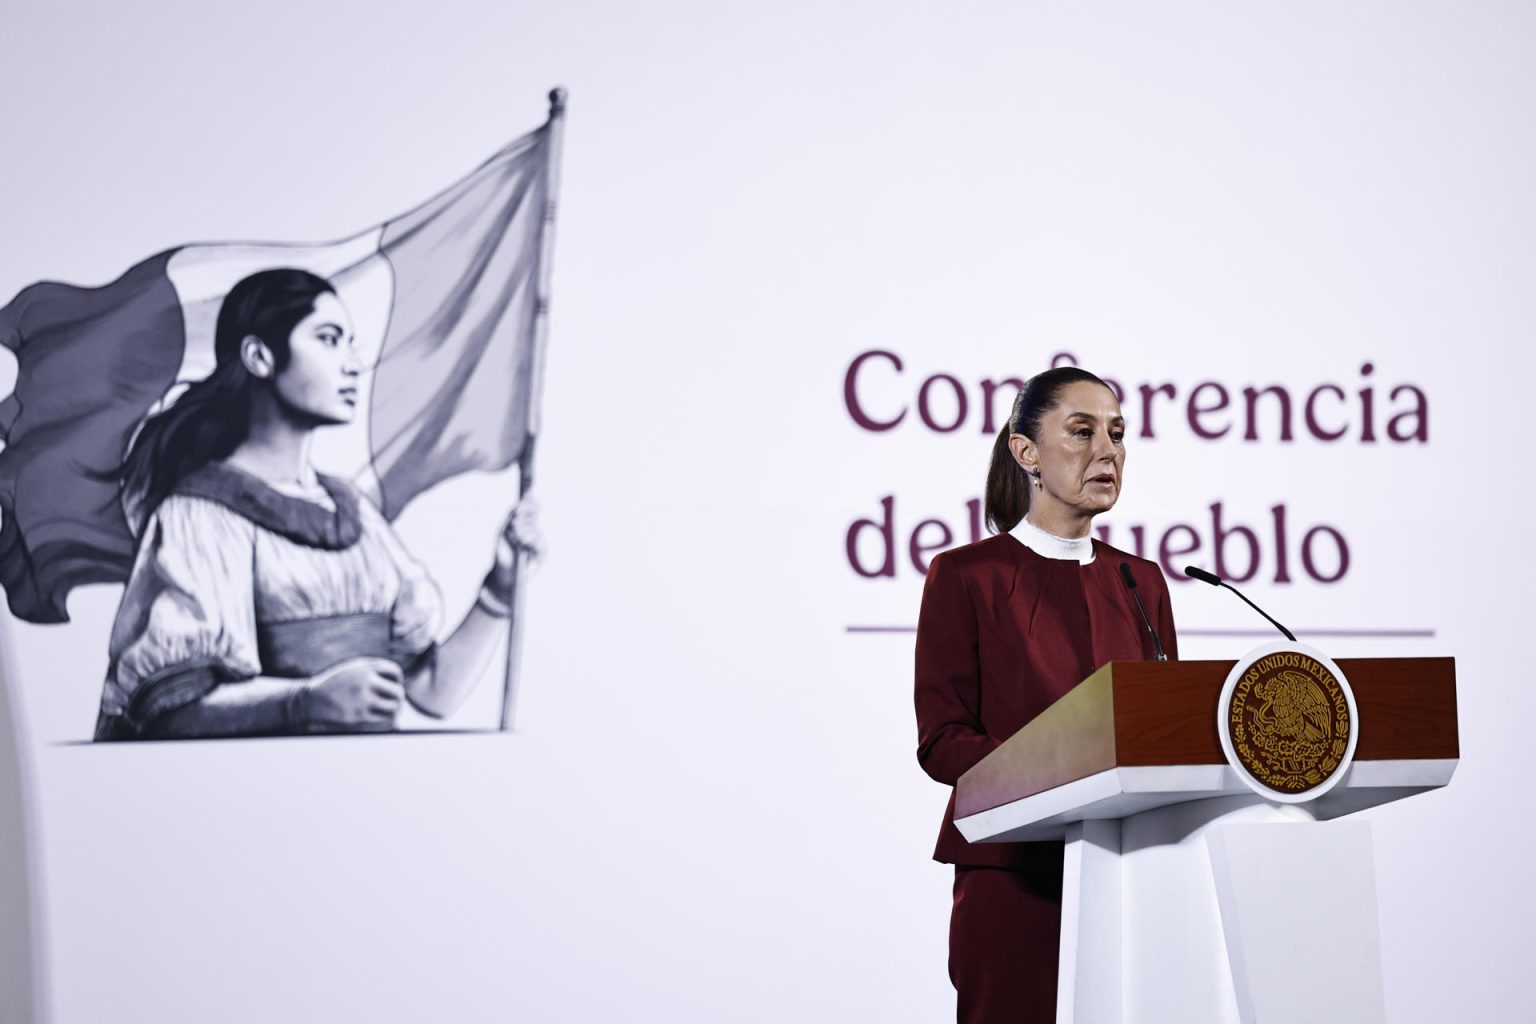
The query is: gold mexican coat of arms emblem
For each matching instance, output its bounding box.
[1220,646,1357,800]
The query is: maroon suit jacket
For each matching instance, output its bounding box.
[914,533,1178,868]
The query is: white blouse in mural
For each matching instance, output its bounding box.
[98,464,443,728]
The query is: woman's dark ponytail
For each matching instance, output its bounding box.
[119,268,335,528]
[984,425,1031,534]
[982,365,1115,535]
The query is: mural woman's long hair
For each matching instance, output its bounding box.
[119,268,335,528]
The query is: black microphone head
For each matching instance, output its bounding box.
[1118,562,1139,589]
[1185,565,1221,586]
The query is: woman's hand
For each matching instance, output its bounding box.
[480,499,543,616]
[305,657,404,731]
[413,499,544,718]
[493,498,542,575]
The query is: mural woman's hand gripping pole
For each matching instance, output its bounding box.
[485,498,543,613]
[400,497,541,723]
[491,493,540,731]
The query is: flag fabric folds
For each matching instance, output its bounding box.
[369,123,553,519]
[0,254,186,623]
[0,102,561,625]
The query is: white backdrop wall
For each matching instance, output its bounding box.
[2,2,1533,1020]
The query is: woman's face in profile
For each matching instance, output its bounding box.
[1022,381,1126,522]
[273,291,361,425]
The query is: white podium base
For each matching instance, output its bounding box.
[1058,796,1385,1024]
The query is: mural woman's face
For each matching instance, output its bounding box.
[273,292,361,426]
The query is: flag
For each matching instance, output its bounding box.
[0,92,565,625]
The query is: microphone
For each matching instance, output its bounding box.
[1118,562,1168,662]
[1184,566,1297,642]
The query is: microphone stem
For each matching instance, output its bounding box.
[1118,563,1169,661]
[1223,583,1297,641]
[1136,591,1168,661]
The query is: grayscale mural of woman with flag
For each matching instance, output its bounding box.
[94,268,537,740]
[0,91,566,741]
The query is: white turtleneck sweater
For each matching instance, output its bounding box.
[1008,515,1095,565]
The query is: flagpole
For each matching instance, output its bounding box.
[499,87,567,732]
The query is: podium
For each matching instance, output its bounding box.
[953,657,1457,1024]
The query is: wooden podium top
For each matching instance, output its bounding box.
[953,657,1457,843]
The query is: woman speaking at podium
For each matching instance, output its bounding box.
[914,366,1178,1021]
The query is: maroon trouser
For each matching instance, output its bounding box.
[950,862,1063,1023]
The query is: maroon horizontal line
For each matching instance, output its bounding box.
[845,626,1436,638]
[1185,629,1437,638]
